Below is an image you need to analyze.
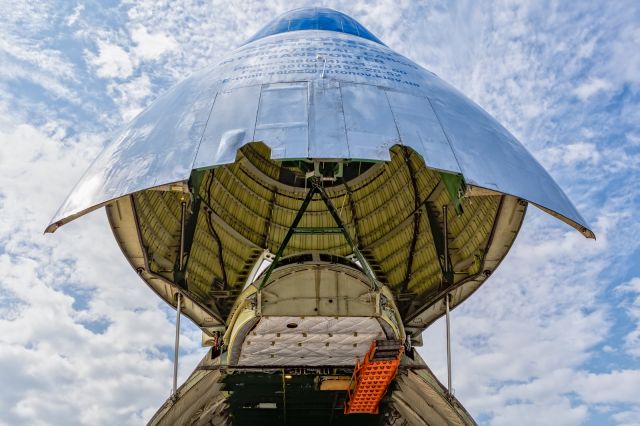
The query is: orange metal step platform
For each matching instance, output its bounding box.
[344,339,404,414]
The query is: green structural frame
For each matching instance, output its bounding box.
[258,177,379,291]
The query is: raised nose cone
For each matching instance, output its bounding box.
[244,7,385,46]
[48,8,593,425]
[46,6,594,332]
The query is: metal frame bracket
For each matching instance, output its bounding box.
[258,177,378,291]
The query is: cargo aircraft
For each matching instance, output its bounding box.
[47,8,592,425]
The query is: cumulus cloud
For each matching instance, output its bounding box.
[619,277,640,358]
[0,103,207,425]
[412,2,640,424]
[606,25,640,87]
[613,408,640,426]
[131,27,178,61]
[65,4,84,27]
[87,40,134,79]
[419,206,640,423]
[107,73,153,121]
[573,369,640,404]
[1,0,639,425]
[539,142,602,170]
[573,78,613,101]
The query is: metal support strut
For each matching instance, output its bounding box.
[172,200,186,400]
[442,203,453,396]
[259,177,377,290]
[445,292,452,397]
[179,201,186,272]
[172,293,182,400]
[281,369,287,425]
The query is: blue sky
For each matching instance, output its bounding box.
[0,1,639,424]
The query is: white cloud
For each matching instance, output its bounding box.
[2,1,639,425]
[607,25,640,87]
[65,4,84,27]
[87,40,134,79]
[0,104,206,425]
[0,59,78,105]
[573,78,613,101]
[131,27,178,61]
[613,408,640,426]
[573,369,640,404]
[420,201,639,424]
[0,30,78,104]
[539,142,602,170]
[0,37,75,81]
[620,277,640,294]
[107,73,153,121]
[619,278,640,358]
[492,399,588,426]
[0,2,57,36]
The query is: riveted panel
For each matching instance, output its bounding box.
[424,75,591,235]
[341,83,399,161]
[308,80,350,158]
[48,24,592,239]
[194,84,261,168]
[255,82,309,159]
[386,90,460,174]
[47,71,217,231]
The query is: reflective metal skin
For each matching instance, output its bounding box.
[46,8,593,239]
[47,8,593,425]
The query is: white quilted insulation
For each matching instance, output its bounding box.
[236,316,387,366]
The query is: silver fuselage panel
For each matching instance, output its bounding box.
[46,30,592,238]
